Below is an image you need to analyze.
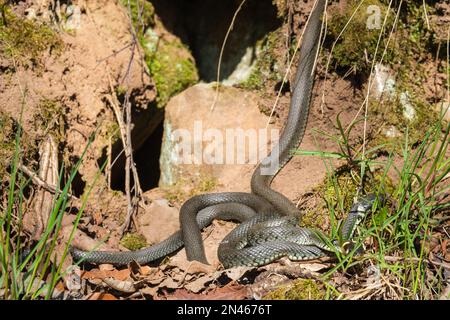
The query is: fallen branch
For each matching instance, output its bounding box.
[18,164,79,202]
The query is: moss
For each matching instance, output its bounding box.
[272,0,287,18]
[370,89,440,147]
[120,232,148,250]
[363,1,441,147]
[33,99,66,143]
[144,33,199,107]
[119,1,198,108]
[104,121,121,145]
[241,30,283,90]
[263,279,325,300]
[326,0,395,76]
[119,0,155,36]
[164,173,217,204]
[0,7,62,67]
[299,207,327,230]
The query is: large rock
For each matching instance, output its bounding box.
[159,83,276,191]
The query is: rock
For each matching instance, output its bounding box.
[383,125,401,138]
[399,92,416,121]
[371,63,396,99]
[371,63,417,122]
[158,83,276,190]
[138,199,180,244]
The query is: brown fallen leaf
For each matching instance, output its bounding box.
[184,274,214,293]
[81,268,130,281]
[168,254,216,274]
[164,285,249,300]
[88,292,118,300]
[158,276,180,289]
[102,277,136,293]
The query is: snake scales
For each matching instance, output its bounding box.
[70,0,382,268]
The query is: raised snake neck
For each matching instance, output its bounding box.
[251,0,325,216]
[70,0,332,267]
[180,0,327,264]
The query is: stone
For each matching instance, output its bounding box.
[159,83,275,190]
[138,199,180,244]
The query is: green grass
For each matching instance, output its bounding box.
[294,114,450,299]
[0,117,105,299]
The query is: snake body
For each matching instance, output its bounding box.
[178,0,326,265]
[70,0,380,268]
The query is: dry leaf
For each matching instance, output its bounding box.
[224,267,252,281]
[88,292,118,300]
[103,277,136,293]
[81,268,130,281]
[164,285,248,300]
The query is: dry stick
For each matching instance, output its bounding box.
[104,89,139,236]
[18,164,79,201]
[107,135,112,190]
[422,0,430,30]
[117,3,148,234]
[210,0,247,112]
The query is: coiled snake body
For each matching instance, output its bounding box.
[71,0,381,268]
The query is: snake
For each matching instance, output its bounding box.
[70,0,382,267]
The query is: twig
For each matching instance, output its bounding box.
[18,164,79,201]
[107,135,112,189]
[210,0,247,111]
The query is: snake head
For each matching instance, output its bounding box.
[341,240,365,255]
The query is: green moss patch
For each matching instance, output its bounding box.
[326,0,395,76]
[120,0,155,36]
[241,30,283,90]
[120,232,148,250]
[144,33,199,107]
[263,279,325,300]
[0,7,62,67]
[164,173,217,204]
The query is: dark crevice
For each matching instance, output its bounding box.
[99,113,163,193]
[70,170,86,198]
[133,120,163,191]
[151,0,282,82]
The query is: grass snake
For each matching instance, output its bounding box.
[70,0,383,268]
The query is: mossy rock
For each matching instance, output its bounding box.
[143,31,199,108]
[263,279,325,300]
[120,0,155,36]
[370,89,440,147]
[241,29,283,90]
[120,233,148,251]
[0,7,62,67]
[326,0,395,76]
